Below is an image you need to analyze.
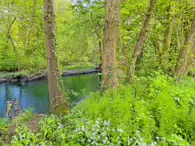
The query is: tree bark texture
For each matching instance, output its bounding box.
[98,40,103,70]
[174,20,195,77]
[102,0,120,89]
[161,11,174,72]
[127,0,158,82]
[44,0,69,114]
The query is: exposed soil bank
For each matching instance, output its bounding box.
[0,69,101,84]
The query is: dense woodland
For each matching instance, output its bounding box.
[0,0,195,145]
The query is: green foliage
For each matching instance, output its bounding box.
[2,74,193,145]
[15,108,34,123]
[12,126,41,146]
[0,71,28,79]
[0,0,194,76]
[0,118,9,144]
[0,0,46,72]
[62,63,96,71]
[0,0,195,145]
[0,0,100,72]
[189,68,195,77]
[72,73,195,145]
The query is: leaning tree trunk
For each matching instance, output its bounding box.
[44,0,69,114]
[102,0,120,89]
[7,0,21,72]
[174,20,195,77]
[182,39,195,76]
[161,8,175,72]
[7,17,21,72]
[185,40,195,75]
[127,0,158,82]
[8,34,21,72]
[175,20,195,77]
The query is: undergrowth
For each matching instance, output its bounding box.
[1,73,195,146]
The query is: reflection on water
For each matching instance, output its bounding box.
[0,74,100,117]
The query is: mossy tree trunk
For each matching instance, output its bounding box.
[127,0,158,82]
[44,0,70,114]
[102,0,120,89]
[174,20,195,77]
[161,3,175,72]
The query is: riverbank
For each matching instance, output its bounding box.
[0,65,101,84]
[1,74,194,145]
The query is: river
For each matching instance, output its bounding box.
[0,74,100,117]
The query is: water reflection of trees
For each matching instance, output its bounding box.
[64,74,100,102]
[5,84,22,118]
[5,84,12,101]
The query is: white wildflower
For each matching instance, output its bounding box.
[103,120,110,126]
[102,140,106,144]
[81,126,85,131]
[57,123,63,129]
[161,137,166,141]
[117,128,124,133]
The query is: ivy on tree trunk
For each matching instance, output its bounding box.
[44,0,70,114]
[102,0,120,90]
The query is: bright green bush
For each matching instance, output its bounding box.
[8,74,195,145]
[72,74,194,145]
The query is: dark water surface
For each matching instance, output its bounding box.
[0,74,100,117]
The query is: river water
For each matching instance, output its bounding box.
[0,74,100,117]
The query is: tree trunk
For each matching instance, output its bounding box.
[161,13,174,72]
[102,0,120,89]
[182,40,195,76]
[98,40,103,70]
[44,0,70,114]
[174,20,195,77]
[127,0,158,82]
[120,37,131,82]
[7,0,21,72]
[7,17,21,72]
[8,35,21,72]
